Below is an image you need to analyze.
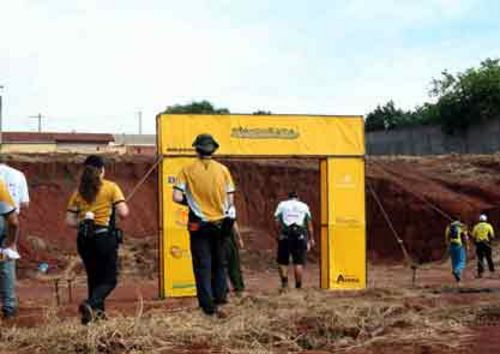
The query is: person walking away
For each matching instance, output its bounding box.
[0,160,29,319]
[0,180,20,319]
[445,219,469,285]
[225,206,245,295]
[66,155,129,324]
[274,192,315,289]
[173,133,235,317]
[471,214,495,278]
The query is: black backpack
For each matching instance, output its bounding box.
[283,224,306,239]
[449,223,461,240]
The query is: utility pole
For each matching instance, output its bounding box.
[138,110,143,135]
[30,113,43,132]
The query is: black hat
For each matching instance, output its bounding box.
[192,134,219,155]
[84,155,105,169]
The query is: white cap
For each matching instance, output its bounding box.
[479,214,487,222]
[226,206,236,219]
[85,211,95,220]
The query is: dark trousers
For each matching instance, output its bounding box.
[226,231,245,292]
[77,233,119,312]
[189,223,227,314]
[476,241,495,275]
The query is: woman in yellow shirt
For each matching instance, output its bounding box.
[66,155,129,324]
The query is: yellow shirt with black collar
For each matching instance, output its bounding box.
[67,179,125,226]
[175,159,235,222]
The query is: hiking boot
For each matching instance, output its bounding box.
[215,308,228,319]
[79,302,94,325]
[95,310,108,321]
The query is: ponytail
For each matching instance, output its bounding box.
[79,166,102,204]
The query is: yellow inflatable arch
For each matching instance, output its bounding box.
[156,114,366,297]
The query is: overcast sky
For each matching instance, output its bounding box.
[1,0,499,134]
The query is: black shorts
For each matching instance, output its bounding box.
[277,236,307,265]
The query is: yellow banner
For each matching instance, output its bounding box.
[159,157,196,297]
[157,114,365,157]
[324,158,366,290]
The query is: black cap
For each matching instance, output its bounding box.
[192,134,219,155]
[288,191,298,199]
[84,155,105,169]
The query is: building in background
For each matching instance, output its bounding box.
[1,132,116,153]
[113,134,156,156]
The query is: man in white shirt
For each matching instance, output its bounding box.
[0,162,30,212]
[0,161,29,319]
[274,192,314,289]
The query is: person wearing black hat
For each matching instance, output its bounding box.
[173,133,235,317]
[66,155,129,324]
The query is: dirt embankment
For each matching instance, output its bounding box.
[6,154,158,272]
[6,154,500,273]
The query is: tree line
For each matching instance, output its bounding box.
[365,58,500,134]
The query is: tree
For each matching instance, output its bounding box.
[252,110,272,115]
[365,101,411,131]
[365,58,500,133]
[163,100,230,114]
[431,58,500,133]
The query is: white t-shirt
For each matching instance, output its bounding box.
[0,164,29,213]
[274,198,311,227]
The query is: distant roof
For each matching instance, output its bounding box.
[3,132,115,144]
[113,134,156,146]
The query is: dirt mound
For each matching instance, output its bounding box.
[5,153,500,275]
[4,154,158,275]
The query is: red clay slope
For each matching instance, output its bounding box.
[5,154,500,272]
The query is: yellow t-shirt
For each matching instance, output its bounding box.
[175,159,235,222]
[67,179,125,226]
[472,222,495,242]
[0,181,15,217]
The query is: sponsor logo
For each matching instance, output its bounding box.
[175,208,189,227]
[336,274,360,283]
[231,127,300,140]
[335,216,362,227]
[166,147,195,153]
[335,173,356,189]
[169,245,190,259]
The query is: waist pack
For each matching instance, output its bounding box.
[282,224,306,240]
[78,207,123,244]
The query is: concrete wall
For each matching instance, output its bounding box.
[366,118,500,155]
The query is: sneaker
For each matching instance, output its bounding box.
[79,302,93,325]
